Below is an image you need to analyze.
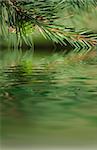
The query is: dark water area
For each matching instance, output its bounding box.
[0,49,97,149]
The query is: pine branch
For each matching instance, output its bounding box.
[0,0,97,50]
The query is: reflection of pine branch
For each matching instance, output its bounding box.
[0,0,97,49]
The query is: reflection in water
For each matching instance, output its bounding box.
[0,49,97,148]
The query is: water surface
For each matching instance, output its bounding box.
[0,49,97,148]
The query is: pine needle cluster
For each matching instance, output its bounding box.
[0,0,97,50]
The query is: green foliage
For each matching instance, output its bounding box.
[0,0,97,50]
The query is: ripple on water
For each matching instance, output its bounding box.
[0,50,97,147]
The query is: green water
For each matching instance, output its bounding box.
[0,49,97,148]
